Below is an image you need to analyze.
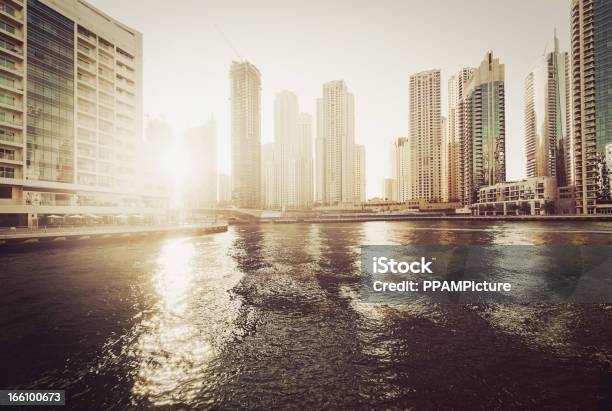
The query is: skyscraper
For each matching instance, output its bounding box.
[409,70,441,202]
[392,137,413,203]
[354,144,366,203]
[461,52,506,205]
[316,80,355,206]
[571,0,612,214]
[524,31,572,187]
[274,91,298,209]
[0,0,168,228]
[440,116,448,202]
[296,113,314,208]
[230,61,261,208]
[447,68,475,204]
[272,92,313,209]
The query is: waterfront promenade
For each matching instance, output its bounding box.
[0,223,228,246]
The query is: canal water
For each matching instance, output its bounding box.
[1,221,611,410]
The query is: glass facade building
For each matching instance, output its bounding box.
[26,0,74,183]
[0,0,168,227]
[572,0,612,213]
[594,0,612,160]
[461,52,506,205]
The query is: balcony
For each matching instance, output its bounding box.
[78,60,96,75]
[77,29,97,47]
[77,73,96,88]
[77,44,95,60]
[0,111,20,128]
[98,41,114,55]
[77,88,96,103]
[98,53,113,68]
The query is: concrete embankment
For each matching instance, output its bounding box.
[0,223,228,247]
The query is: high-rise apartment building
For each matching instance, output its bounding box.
[353,144,365,203]
[409,70,441,202]
[0,0,168,227]
[447,68,475,203]
[230,61,261,209]
[524,31,572,188]
[296,112,313,208]
[392,137,413,203]
[274,91,297,209]
[571,0,612,214]
[184,119,217,208]
[460,52,506,205]
[271,91,313,210]
[440,116,448,202]
[316,80,355,206]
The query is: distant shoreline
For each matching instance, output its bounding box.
[250,215,612,224]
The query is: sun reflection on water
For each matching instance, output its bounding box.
[131,239,211,406]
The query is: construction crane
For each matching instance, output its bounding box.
[214,25,243,61]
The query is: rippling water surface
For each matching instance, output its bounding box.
[1,220,612,409]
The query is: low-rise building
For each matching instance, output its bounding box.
[474,177,557,216]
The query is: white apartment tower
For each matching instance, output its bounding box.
[230,61,261,209]
[274,91,298,209]
[316,80,355,206]
[409,70,442,202]
[272,91,313,210]
[440,116,448,202]
[524,31,572,188]
[353,144,365,203]
[296,113,313,208]
[447,68,475,203]
[392,137,413,202]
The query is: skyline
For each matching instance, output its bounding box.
[88,0,570,199]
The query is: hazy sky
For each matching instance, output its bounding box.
[90,0,570,198]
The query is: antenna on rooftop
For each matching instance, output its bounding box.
[214,25,243,61]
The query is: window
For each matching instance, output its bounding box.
[0,55,15,70]
[0,38,16,53]
[0,148,14,159]
[0,2,16,17]
[0,166,15,178]
[0,186,11,198]
[0,20,15,34]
